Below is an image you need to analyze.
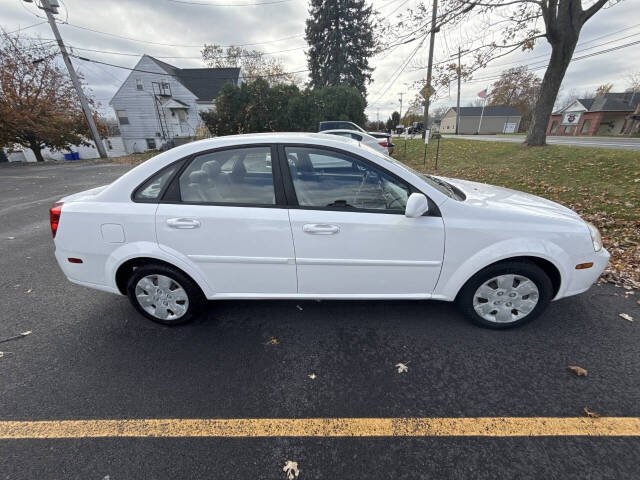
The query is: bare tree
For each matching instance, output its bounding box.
[201,44,299,86]
[627,71,640,92]
[387,0,624,146]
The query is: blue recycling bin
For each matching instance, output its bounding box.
[64,152,80,161]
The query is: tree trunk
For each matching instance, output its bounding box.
[524,36,579,146]
[30,141,45,162]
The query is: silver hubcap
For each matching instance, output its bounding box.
[134,274,189,321]
[472,274,539,324]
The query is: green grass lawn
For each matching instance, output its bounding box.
[392,137,640,287]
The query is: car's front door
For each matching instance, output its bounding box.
[282,146,445,296]
[156,145,297,295]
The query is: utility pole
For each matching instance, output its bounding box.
[38,0,107,158]
[422,0,438,137]
[399,92,404,121]
[455,46,462,135]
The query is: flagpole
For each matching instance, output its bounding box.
[477,86,488,134]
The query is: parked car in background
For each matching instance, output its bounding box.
[408,122,424,135]
[318,121,394,155]
[51,132,608,329]
[321,129,389,155]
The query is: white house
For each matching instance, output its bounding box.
[110,55,241,154]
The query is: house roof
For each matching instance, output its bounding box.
[451,106,521,117]
[555,93,640,115]
[576,98,595,110]
[583,92,640,112]
[146,55,241,102]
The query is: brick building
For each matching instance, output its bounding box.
[547,92,640,136]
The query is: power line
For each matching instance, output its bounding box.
[369,34,428,108]
[371,26,640,108]
[465,38,640,85]
[70,53,309,79]
[58,20,304,48]
[167,0,294,5]
[63,44,305,59]
[3,21,48,35]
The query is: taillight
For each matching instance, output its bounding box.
[50,202,63,238]
[378,141,388,147]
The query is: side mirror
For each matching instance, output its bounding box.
[405,193,429,218]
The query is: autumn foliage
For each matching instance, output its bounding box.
[0,32,104,161]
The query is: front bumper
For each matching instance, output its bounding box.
[556,247,610,299]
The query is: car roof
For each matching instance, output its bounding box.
[322,129,377,141]
[97,131,449,205]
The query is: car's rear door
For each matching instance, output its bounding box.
[155,145,297,296]
[280,145,445,296]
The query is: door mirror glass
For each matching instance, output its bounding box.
[405,193,429,218]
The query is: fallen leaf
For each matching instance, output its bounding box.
[619,313,633,322]
[568,365,588,376]
[265,337,279,345]
[25,289,32,294]
[296,305,303,311]
[308,373,316,380]
[583,407,600,418]
[6,237,15,240]
[283,460,299,479]
[0,331,32,344]
[395,362,409,373]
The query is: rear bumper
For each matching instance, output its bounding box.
[556,248,610,299]
[54,248,121,295]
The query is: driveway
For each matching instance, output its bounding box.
[444,134,640,150]
[1,161,639,479]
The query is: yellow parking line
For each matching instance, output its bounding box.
[1,417,640,439]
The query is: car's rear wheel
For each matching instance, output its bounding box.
[126,264,205,325]
[456,261,553,329]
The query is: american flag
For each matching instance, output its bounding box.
[477,89,488,99]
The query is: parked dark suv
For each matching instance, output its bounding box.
[318,121,394,154]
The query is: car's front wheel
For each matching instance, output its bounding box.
[456,261,553,329]
[126,264,205,325]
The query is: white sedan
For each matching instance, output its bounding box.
[321,129,390,155]
[50,133,609,329]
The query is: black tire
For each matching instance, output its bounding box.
[456,260,553,329]
[126,263,206,326]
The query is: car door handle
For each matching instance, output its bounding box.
[303,224,340,235]
[167,218,201,229]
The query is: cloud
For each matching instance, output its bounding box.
[2,0,638,121]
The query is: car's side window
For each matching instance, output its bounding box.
[133,164,179,201]
[178,147,275,205]
[284,147,410,212]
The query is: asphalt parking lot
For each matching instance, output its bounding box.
[1,160,639,479]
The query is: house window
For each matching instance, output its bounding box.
[116,110,129,125]
[581,119,591,134]
[146,138,157,150]
[550,120,558,134]
[136,79,143,90]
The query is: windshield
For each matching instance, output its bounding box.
[362,149,464,200]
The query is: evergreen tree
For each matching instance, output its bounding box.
[305,0,376,97]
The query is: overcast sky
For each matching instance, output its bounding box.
[2,0,639,122]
